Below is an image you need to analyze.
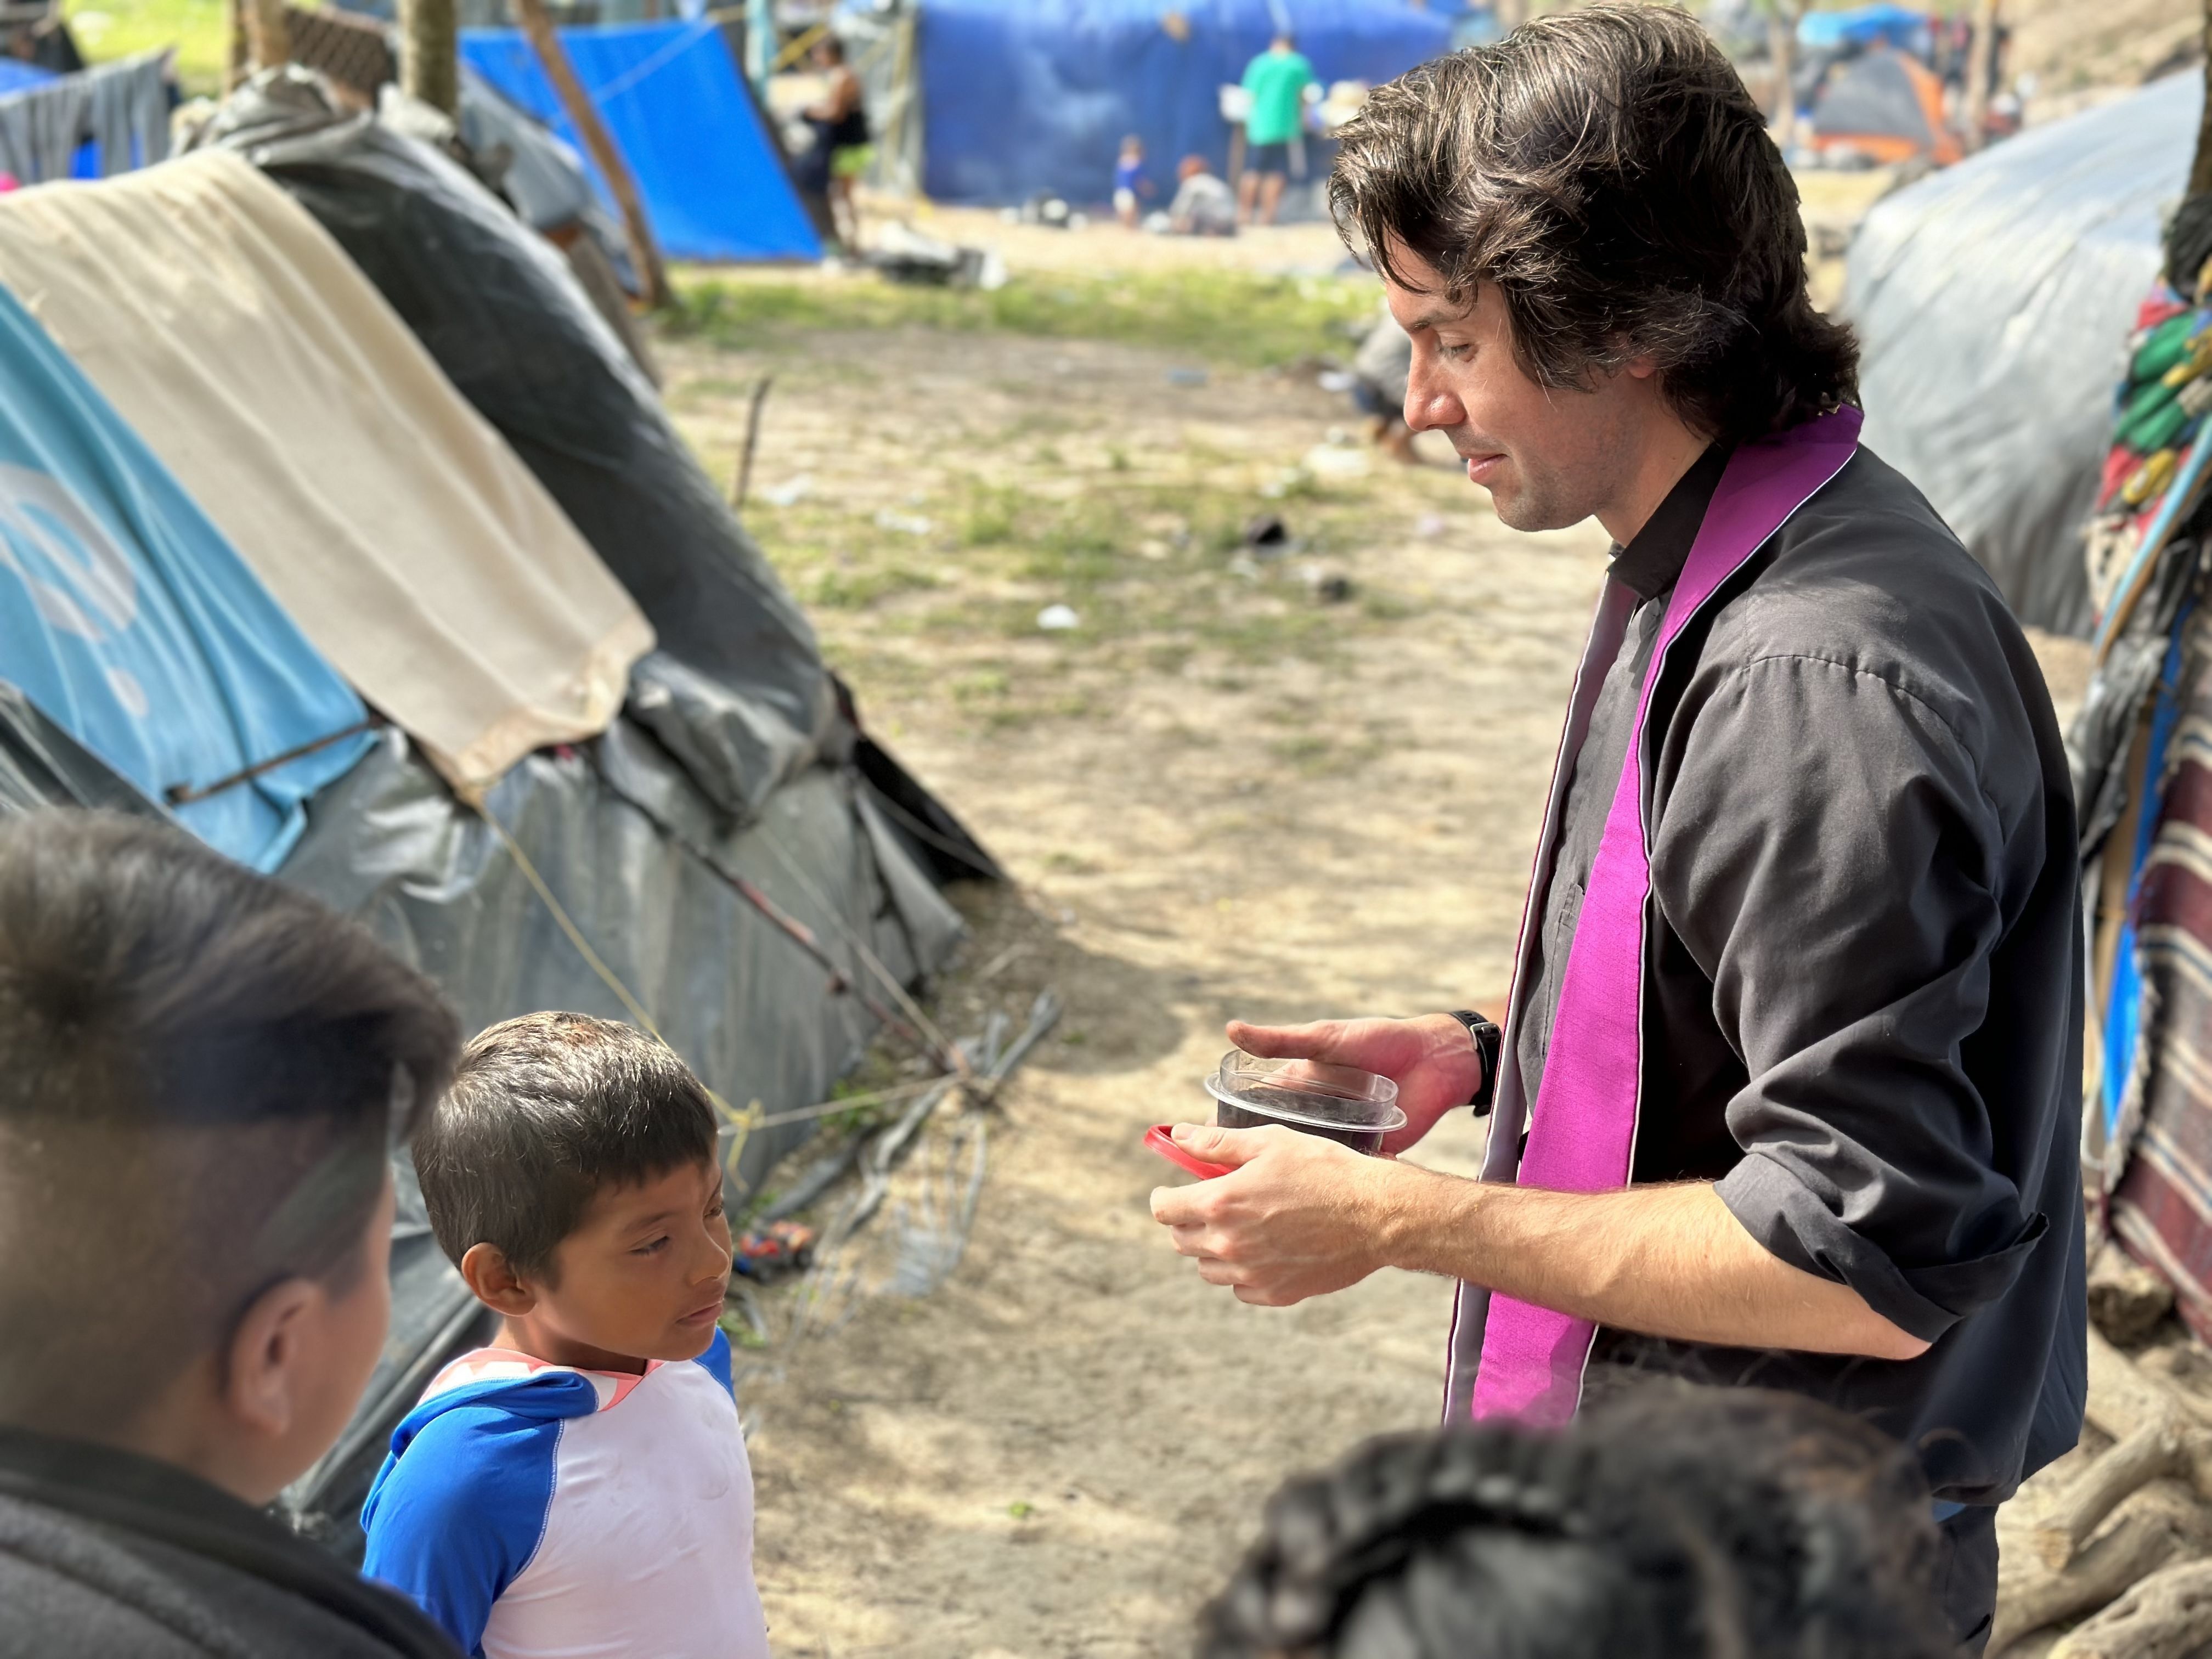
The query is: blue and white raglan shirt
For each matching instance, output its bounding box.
[360,1329,768,1659]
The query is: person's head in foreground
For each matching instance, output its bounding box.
[0,809,462,1655]
[1329,3,1857,535]
[414,1010,733,1372]
[1180,153,1211,182]
[366,1013,765,1659]
[0,809,459,1498]
[1201,1387,1953,1659]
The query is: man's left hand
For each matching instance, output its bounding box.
[1148,1124,1405,1306]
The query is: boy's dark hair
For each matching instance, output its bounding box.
[1329,4,1858,443]
[0,811,461,1437]
[415,1012,718,1279]
[1201,1386,1949,1659]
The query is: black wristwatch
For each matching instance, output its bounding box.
[1446,1010,1503,1116]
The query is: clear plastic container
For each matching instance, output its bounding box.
[1201,1049,1406,1154]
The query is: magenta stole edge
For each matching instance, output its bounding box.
[1467,407,1865,1426]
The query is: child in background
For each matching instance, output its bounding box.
[1114,134,1149,229]
[361,1013,766,1659]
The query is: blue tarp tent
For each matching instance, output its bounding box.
[1798,4,1929,53]
[913,0,1451,206]
[0,287,372,869]
[460,20,820,262]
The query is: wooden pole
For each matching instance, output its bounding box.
[225,0,250,90]
[242,0,289,72]
[511,0,673,311]
[1765,2,1798,151]
[1963,0,2001,153]
[398,0,458,117]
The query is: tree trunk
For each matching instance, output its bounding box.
[242,0,289,72]
[2030,1421,2195,1571]
[225,0,250,91]
[1767,8,1797,151]
[511,0,672,312]
[1963,0,2001,153]
[1991,1486,2203,1655]
[399,0,459,119]
[2191,0,2212,197]
[2052,1559,2212,1659]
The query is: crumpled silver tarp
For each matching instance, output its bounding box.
[0,681,171,820]
[1844,71,2201,638]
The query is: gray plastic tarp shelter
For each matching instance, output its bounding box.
[1844,70,2200,637]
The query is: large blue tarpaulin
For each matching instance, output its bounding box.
[914,0,1449,206]
[0,286,372,870]
[460,20,821,262]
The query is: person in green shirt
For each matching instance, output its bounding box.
[1238,32,1315,226]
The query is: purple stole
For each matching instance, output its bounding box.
[1444,409,1865,1427]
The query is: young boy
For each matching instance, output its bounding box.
[361,1012,766,1659]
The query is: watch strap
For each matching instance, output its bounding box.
[1446,1010,1502,1116]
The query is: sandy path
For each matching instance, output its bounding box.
[659,315,2092,1657]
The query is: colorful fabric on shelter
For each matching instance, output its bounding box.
[460,21,820,262]
[0,151,654,798]
[2109,605,2212,1340]
[0,285,370,869]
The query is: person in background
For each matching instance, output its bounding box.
[1167,154,1238,237]
[1350,304,1417,462]
[1237,31,1316,227]
[0,810,464,1658]
[802,34,870,252]
[1201,1386,1955,1659]
[1114,134,1151,230]
[362,1012,767,1659]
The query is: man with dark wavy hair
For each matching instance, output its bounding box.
[1149,9,2083,1651]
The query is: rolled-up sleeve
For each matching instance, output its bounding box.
[1652,652,2047,1345]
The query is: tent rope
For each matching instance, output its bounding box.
[475,799,766,1184]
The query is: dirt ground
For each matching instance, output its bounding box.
[656,235,2094,1657]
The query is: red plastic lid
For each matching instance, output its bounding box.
[1145,1124,1235,1180]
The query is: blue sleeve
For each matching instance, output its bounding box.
[360,1405,561,1658]
[693,1326,734,1396]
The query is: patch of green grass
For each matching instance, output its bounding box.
[951,667,1012,703]
[68,0,227,94]
[959,487,1020,547]
[806,563,940,609]
[667,267,1380,370]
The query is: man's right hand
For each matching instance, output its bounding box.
[1224,1013,1488,1156]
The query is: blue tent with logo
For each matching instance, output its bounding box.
[911,0,1450,206]
[460,19,820,262]
[0,287,372,871]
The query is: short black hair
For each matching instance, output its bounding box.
[1202,1386,1949,1659]
[415,1012,718,1280]
[0,810,461,1437]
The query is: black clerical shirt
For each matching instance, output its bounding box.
[1505,442,2087,1505]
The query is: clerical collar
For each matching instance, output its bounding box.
[1610,442,1731,601]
